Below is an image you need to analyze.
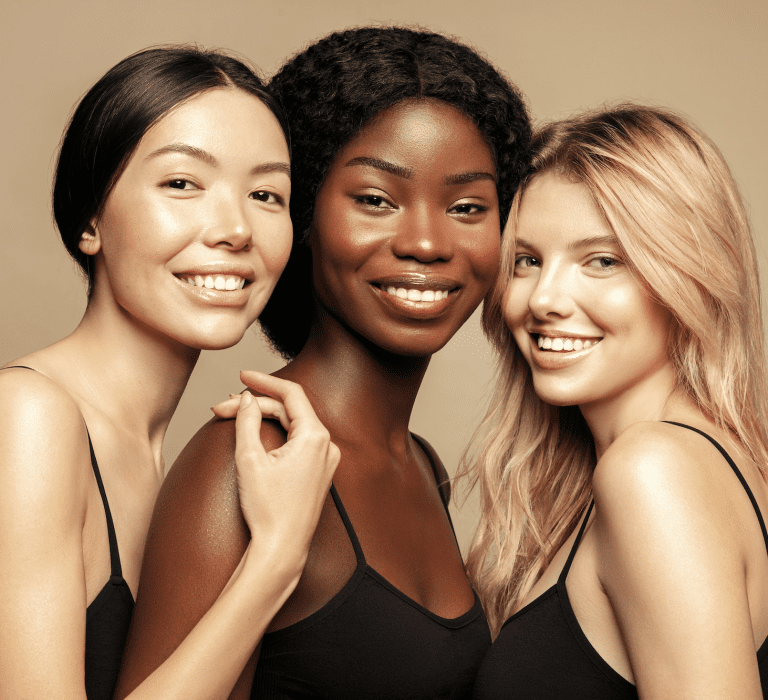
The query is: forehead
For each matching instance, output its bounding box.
[517,173,612,244]
[135,87,288,160]
[333,98,495,172]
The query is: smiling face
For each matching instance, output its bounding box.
[504,172,674,411]
[84,87,292,350]
[310,98,501,357]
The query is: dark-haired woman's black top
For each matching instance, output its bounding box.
[472,423,768,699]
[84,432,135,700]
[251,435,491,699]
[1,367,134,699]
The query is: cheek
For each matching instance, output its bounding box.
[502,278,529,334]
[465,223,501,283]
[259,219,293,276]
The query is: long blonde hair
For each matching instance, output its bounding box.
[462,104,768,635]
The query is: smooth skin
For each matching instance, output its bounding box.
[116,98,501,698]
[504,173,768,699]
[0,88,338,700]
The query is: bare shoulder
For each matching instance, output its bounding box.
[593,421,729,515]
[592,420,746,580]
[0,366,89,497]
[154,415,288,543]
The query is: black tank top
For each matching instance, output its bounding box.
[1,367,134,699]
[472,422,768,699]
[251,436,492,699]
[84,431,135,699]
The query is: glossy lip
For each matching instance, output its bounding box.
[370,273,460,292]
[172,261,256,284]
[171,269,254,307]
[370,273,462,320]
[526,331,603,370]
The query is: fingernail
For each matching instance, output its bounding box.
[239,391,252,410]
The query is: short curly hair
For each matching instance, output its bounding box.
[259,26,531,359]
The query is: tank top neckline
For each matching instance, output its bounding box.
[262,433,483,641]
[502,420,768,691]
[0,365,134,610]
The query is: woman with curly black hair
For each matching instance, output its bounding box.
[117,27,531,700]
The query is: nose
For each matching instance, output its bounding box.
[203,192,253,251]
[524,261,575,320]
[390,205,454,263]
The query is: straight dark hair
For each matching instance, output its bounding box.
[53,45,288,292]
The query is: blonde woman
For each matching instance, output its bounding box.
[466,105,768,698]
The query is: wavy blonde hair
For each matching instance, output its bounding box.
[462,104,768,635]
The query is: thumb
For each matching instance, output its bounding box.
[235,391,267,466]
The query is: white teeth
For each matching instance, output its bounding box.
[182,274,246,290]
[537,336,600,353]
[385,287,448,302]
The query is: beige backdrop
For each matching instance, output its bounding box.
[2,0,766,552]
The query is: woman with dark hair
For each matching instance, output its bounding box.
[0,46,337,700]
[117,27,531,700]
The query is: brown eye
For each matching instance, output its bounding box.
[251,191,284,205]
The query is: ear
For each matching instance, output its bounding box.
[78,219,102,256]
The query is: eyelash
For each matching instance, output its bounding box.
[353,194,394,210]
[514,254,540,269]
[165,178,196,190]
[251,190,284,205]
[586,255,621,270]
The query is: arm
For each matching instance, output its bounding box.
[116,374,338,700]
[593,422,762,700]
[0,369,92,699]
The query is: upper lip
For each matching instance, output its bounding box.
[370,273,460,291]
[530,329,602,339]
[173,262,255,283]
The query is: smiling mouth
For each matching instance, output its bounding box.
[177,274,248,291]
[534,334,602,352]
[380,285,451,302]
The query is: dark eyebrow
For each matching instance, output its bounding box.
[344,156,413,179]
[146,143,217,166]
[445,171,496,186]
[146,144,290,177]
[251,162,291,177]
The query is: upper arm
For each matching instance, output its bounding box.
[592,423,761,699]
[0,370,90,697]
[115,417,288,699]
[115,418,248,697]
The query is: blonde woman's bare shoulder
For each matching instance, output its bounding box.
[593,420,729,507]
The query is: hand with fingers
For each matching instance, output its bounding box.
[215,371,340,566]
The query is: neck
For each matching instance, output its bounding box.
[277,308,431,456]
[51,293,199,464]
[579,362,678,460]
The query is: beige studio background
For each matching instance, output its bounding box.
[1,0,766,552]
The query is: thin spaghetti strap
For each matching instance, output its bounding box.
[411,433,450,511]
[85,430,123,579]
[558,500,595,584]
[663,421,768,556]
